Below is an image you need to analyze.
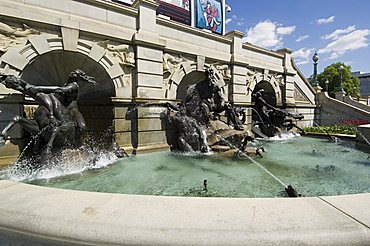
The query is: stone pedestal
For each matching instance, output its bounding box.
[356,124,370,144]
[335,90,346,101]
[313,85,322,93]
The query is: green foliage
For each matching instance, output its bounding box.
[317,62,360,98]
[304,124,356,135]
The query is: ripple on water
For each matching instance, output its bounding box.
[1,136,369,198]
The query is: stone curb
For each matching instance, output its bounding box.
[0,180,369,245]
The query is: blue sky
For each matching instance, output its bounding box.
[225,0,370,77]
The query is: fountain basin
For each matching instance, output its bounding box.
[0,180,369,245]
[11,136,369,198]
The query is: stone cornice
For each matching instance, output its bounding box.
[132,0,159,9]
[74,0,138,16]
[156,18,232,44]
[242,42,284,59]
[225,30,244,39]
[277,48,292,54]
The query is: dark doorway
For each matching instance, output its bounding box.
[252,81,276,106]
[176,71,206,101]
[21,51,115,143]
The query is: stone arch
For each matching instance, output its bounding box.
[165,62,228,100]
[176,70,205,101]
[0,36,130,98]
[252,81,277,106]
[0,35,132,140]
[246,70,282,105]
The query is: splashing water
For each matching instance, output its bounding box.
[267,132,301,141]
[312,122,337,142]
[0,145,118,182]
[16,125,50,162]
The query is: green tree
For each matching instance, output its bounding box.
[317,62,360,98]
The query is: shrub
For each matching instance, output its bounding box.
[304,124,357,135]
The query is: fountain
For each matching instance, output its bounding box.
[166,68,259,158]
[0,1,369,244]
[0,72,369,246]
[0,70,127,166]
[252,89,306,138]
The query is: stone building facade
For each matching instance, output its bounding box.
[352,71,370,97]
[0,0,315,154]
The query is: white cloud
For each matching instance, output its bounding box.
[292,48,314,60]
[276,26,296,35]
[237,22,244,26]
[322,25,356,40]
[225,18,232,25]
[296,35,309,42]
[319,28,370,59]
[295,60,309,65]
[232,15,237,19]
[316,16,335,25]
[243,20,296,49]
[292,48,314,66]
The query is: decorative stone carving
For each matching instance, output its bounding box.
[163,53,186,74]
[245,68,257,95]
[294,85,309,102]
[273,73,284,86]
[211,63,231,80]
[97,40,135,68]
[0,21,40,54]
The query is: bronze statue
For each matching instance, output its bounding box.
[184,68,244,130]
[253,89,305,138]
[0,69,97,158]
[166,68,249,153]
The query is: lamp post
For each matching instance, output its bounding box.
[338,65,344,92]
[311,52,319,87]
[325,79,329,93]
[335,65,345,100]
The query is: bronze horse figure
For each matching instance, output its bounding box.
[0,69,97,159]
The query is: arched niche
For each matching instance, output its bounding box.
[252,81,277,106]
[166,62,228,100]
[245,70,283,105]
[21,50,115,102]
[0,35,130,142]
[176,71,206,101]
[20,50,115,140]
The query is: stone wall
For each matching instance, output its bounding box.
[0,0,316,153]
[316,92,370,125]
[343,96,370,114]
[358,73,370,96]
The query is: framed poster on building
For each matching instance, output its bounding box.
[156,0,191,25]
[195,0,223,35]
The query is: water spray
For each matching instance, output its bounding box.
[312,122,336,142]
[355,129,370,159]
[212,129,301,197]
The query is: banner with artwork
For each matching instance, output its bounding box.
[195,0,223,34]
[157,0,191,25]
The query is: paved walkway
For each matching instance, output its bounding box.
[0,180,369,245]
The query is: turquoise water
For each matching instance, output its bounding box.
[8,136,366,198]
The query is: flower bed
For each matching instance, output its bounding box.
[304,120,370,135]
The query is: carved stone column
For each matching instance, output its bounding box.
[278,48,297,106]
[132,0,165,99]
[225,30,248,104]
